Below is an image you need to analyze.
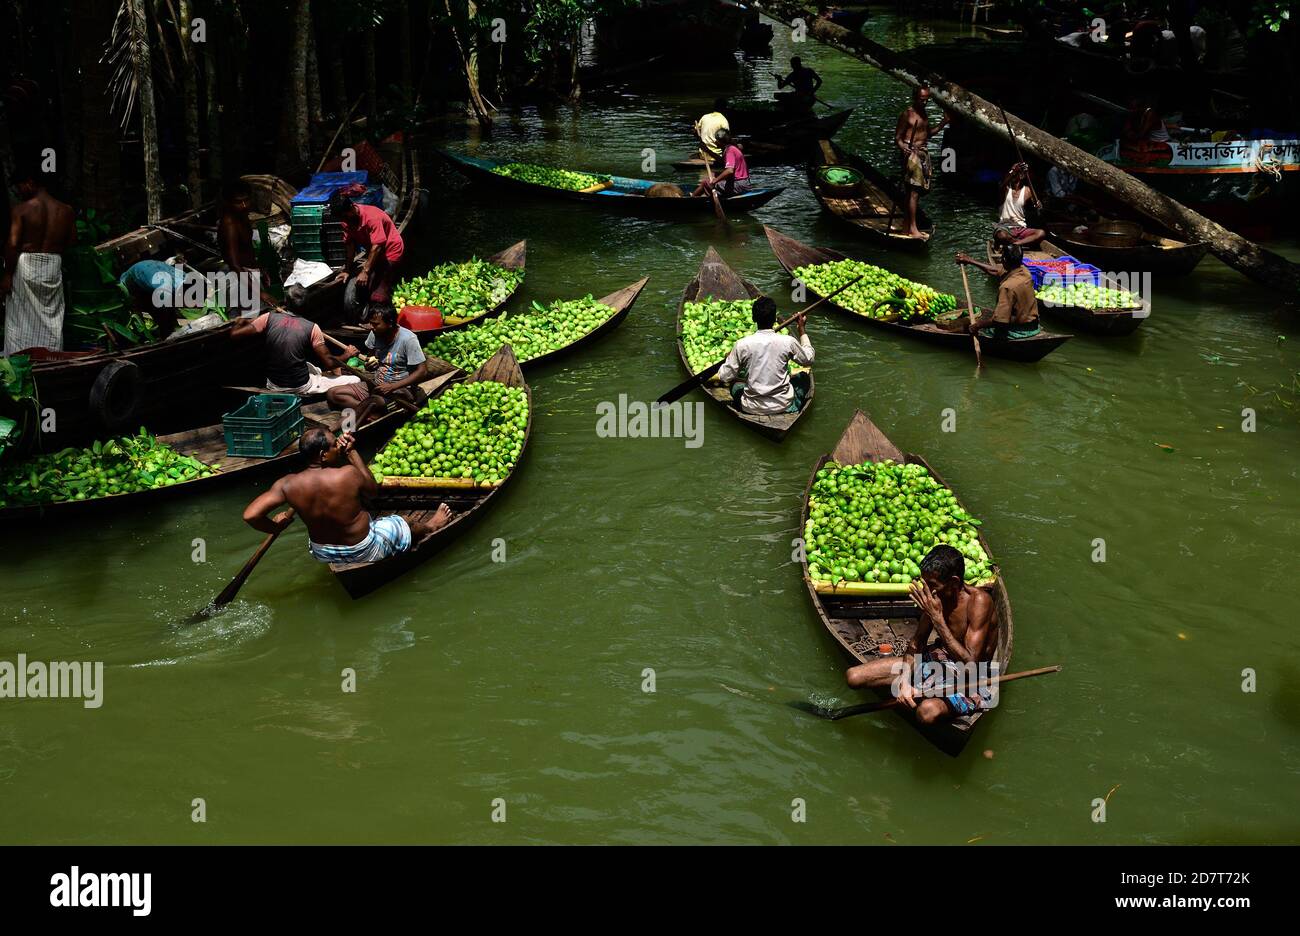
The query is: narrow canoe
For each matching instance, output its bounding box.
[983,239,1149,337]
[440,150,784,216]
[0,365,461,523]
[676,248,813,442]
[801,409,1014,755]
[326,239,527,346]
[764,226,1071,363]
[670,109,855,170]
[807,138,935,248]
[422,278,649,374]
[328,345,531,599]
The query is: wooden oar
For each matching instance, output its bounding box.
[960,264,983,368]
[700,148,727,222]
[188,510,296,622]
[656,274,862,406]
[789,664,1061,721]
[998,104,1041,209]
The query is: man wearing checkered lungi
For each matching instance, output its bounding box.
[2,168,75,356]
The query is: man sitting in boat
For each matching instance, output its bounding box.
[691,130,751,199]
[775,56,821,110]
[715,296,813,415]
[895,87,949,240]
[694,100,731,163]
[2,164,76,355]
[994,162,1045,247]
[844,545,999,725]
[327,303,429,425]
[329,192,404,321]
[959,243,1042,340]
[230,309,362,396]
[242,426,451,565]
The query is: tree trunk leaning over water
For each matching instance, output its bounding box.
[445,0,493,127]
[755,1,1300,293]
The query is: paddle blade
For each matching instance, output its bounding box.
[657,361,722,406]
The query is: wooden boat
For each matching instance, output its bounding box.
[670,109,856,170]
[0,365,460,522]
[328,345,531,599]
[439,150,784,216]
[676,248,813,442]
[807,139,934,248]
[800,409,1013,755]
[983,240,1149,337]
[423,278,649,374]
[764,227,1071,363]
[326,240,527,346]
[34,145,423,446]
[1042,219,1207,277]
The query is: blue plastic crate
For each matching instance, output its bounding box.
[222,394,306,458]
[311,171,369,186]
[1025,255,1102,289]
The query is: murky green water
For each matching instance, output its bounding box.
[3,13,1299,844]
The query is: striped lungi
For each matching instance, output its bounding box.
[4,253,65,356]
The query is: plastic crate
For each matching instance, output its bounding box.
[1025,255,1102,289]
[311,171,369,186]
[222,394,306,458]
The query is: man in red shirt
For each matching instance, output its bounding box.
[329,192,405,320]
[692,129,751,199]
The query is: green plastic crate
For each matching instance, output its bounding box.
[222,393,305,458]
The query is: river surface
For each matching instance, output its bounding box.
[3,12,1299,845]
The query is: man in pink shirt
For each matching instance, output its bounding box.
[329,192,405,320]
[692,129,752,199]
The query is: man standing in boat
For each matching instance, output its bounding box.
[895,86,950,240]
[218,180,277,316]
[2,165,75,355]
[715,296,813,415]
[242,427,452,565]
[844,545,999,725]
[957,243,1042,340]
[230,309,362,396]
[327,303,430,425]
[329,192,404,321]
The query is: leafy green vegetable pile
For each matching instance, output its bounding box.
[793,259,959,322]
[371,382,528,485]
[0,429,218,506]
[805,460,993,587]
[421,296,615,370]
[392,259,524,323]
[490,162,610,191]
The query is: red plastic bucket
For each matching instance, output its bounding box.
[398,306,443,331]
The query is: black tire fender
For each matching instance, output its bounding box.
[88,360,144,433]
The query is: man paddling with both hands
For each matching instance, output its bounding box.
[716,296,814,415]
[242,427,452,565]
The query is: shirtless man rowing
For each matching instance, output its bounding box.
[2,166,76,355]
[243,426,452,565]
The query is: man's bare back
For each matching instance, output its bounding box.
[14,191,76,255]
[279,462,374,546]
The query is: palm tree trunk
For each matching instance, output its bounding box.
[179,0,203,208]
[364,25,377,128]
[126,0,163,222]
[306,19,323,154]
[288,0,311,170]
[203,38,223,183]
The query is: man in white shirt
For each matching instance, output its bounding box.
[717,296,814,415]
